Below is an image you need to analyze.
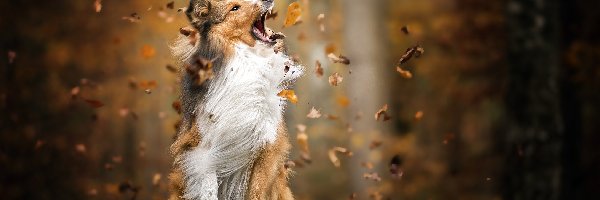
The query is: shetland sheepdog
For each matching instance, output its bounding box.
[169,0,301,199]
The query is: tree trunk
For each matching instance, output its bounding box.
[343,0,388,196]
[504,0,562,199]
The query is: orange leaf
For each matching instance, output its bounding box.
[283,2,302,27]
[141,45,156,59]
[277,90,298,104]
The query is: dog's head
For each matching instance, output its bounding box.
[186,0,275,47]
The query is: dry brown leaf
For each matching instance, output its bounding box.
[369,140,383,150]
[138,80,157,89]
[186,58,215,85]
[35,140,45,150]
[71,86,80,99]
[396,66,413,79]
[401,25,409,35]
[327,53,351,65]
[328,147,353,167]
[172,101,182,114]
[325,43,336,55]
[83,99,104,108]
[297,132,311,163]
[141,45,156,59]
[328,72,343,86]
[152,173,162,186]
[166,64,177,73]
[397,45,424,65]
[277,90,298,104]
[8,50,16,64]
[363,172,382,182]
[283,2,302,27]
[326,114,339,120]
[315,60,323,77]
[75,144,86,153]
[306,107,322,119]
[94,0,102,13]
[414,111,424,121]
[361,161,374,169]
[180,27,198,46]
[337,96,350,107]
[390,154,403,178]
[374,104,391,121]
[122,13,141,23]
[296,124,307,133]
[166,1,175,9]
[317,13,325,32]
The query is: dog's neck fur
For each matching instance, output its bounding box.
[173,30,302,199]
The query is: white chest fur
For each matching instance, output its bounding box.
[181,42,302,200]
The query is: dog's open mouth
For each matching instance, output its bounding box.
[252,12,274,43]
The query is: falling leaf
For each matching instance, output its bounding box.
[414,111,424,121]
[152,173,162,186]
[144,89,152,94]
[396,66,413,79]
[35,140,45,150]
[363,172,382,182]
[370,191,383,200]
[397,45,424,65]
[374,104,391,121]
[119,108,130,117]
[328,72,343,86]
[297,132,311,163]
[328,147,353,168]
[337,96,350,107]
[186,58,215,85]
[141,45,156,59]
[306,107,322,119]
[327,53,350,65]
[325,43,337,55]
[166,64,177,73]
[296,124,307,134]
[94,0,102,12]
[283,2,302,27]
[317,13,325,32]
[71,86,80,99]
[390,155,403,178]
[284,160,296,169]
[138,80,157,89]
[369,140,383,150]
[349,193,358,200]
[7,50,16,64]
[315,60,324,77]
[326,114,339,120]
[266,10,278,20]
[112,155,123,163]
[400,25,409,35]
[83,99,104,108]
[75,144,86,153]
[88,188,98,196]
[122,13,141,23]
[172,101,182,114]
[277,90,298,104]
[361,161,374,169]
[166,1,175,9]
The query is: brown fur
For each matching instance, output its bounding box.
[169,0,294,199]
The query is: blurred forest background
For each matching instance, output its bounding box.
[1,0,600,199]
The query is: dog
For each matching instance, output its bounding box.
[168,0,302,199]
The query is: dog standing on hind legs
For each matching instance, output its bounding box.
[168,0,301,199]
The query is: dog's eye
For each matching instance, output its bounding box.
[230,5,240,11]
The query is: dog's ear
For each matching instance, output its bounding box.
[187,0,228,28]
[186,0,210,28]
